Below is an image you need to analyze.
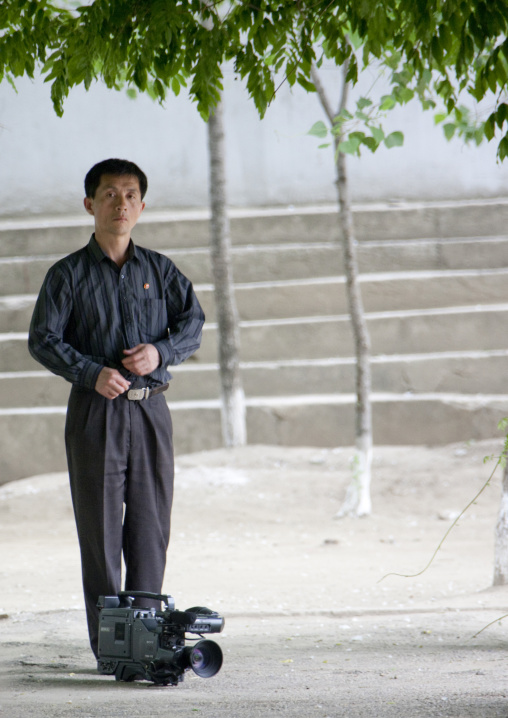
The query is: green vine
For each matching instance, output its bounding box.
[378,418,508,583]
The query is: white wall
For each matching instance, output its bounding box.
[1,64,508,218]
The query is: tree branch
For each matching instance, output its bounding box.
[338,58,351,127]
[310,64,335,124]
[311,56,350,135]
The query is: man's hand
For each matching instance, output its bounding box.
[95,367,131,399]
[122,344,161,376]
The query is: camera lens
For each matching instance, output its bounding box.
[190,647,205,668]
[187,640,223,678]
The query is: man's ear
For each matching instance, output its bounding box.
[84,197,94,215]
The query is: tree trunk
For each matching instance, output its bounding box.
[493,461,508,584]
[311,64,373,517]
[334,148,373,517]
[207,95,247,446]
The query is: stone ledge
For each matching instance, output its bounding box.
[1,394,505,484]
[2,199,508,255]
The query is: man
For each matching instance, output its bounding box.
[28,158,205,658]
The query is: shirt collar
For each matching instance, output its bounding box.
[87,234,139,265]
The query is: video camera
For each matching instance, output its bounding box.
[96,591,224,686]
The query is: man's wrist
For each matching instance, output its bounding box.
[152,341,170,368]
[80,361,105,390]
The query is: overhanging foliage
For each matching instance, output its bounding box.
[2,1,508,156]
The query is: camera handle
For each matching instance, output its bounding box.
[118,591,174,608]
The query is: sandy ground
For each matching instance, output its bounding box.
[1,440,508,717]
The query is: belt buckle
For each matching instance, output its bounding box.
[127,387,149,401]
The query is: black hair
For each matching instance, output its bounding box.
[84,158,148,199]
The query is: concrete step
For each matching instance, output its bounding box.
[2,349,508,408]
[4,304,507,370]
[0,296,36,333]
[173,236,508,283]
[3,267,508,332]
[163,349,508,400]
[2,236,508,298]
[207,268,508,322]
[2,199,507,483]
[200,304,508,362]
[2,199,508,256]
[1,391,506,484]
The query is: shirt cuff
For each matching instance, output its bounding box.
[152,340,174,368]
[78,361,106,391]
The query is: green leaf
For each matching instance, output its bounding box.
[336,108,354,122]
[171,77,181,96]
[431,35,443,64]
[307,120,328,139]
[485,114,496,141]
[496,103,508,130]
[384,51,401,70]
[371,126,385,144]
[422,99,437,111]
[384,131,404,148]
[498,136,508,161]
[443,123,456,140]
[395,86,414,104]
[474,126,485,146]
[379,94,396,111]
[357,97,373,110]
[339,132,364,156]
[338,138,361,156]
[297,75,317,93]
[362,136,378,152]
[349,131,366,143]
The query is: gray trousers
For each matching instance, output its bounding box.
[65,386,174,657]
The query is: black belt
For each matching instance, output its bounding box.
[126,383,169,401]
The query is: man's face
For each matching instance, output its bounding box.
[83,174,145,240]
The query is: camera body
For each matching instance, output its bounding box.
[96,591,224,686]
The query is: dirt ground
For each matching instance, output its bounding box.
[1,440,508,717]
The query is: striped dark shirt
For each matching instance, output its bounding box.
[28,234,205,390]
